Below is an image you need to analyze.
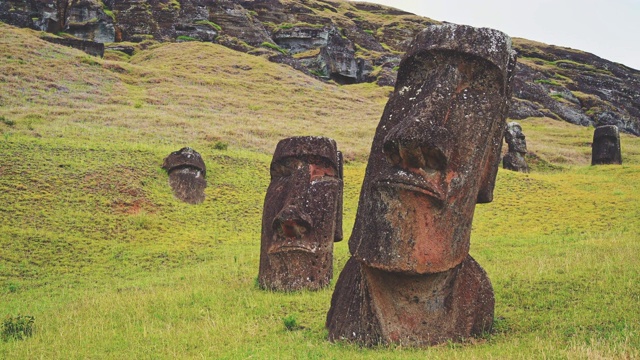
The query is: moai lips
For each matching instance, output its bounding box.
[503,121,529,172]
[592,125,622,165]
[259,136,343,291]
[326,24,517,347]
[162,147,206,204]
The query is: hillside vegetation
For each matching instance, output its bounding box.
[1,23,640,359]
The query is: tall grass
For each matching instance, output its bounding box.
[1,22,639,358]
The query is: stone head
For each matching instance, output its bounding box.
[162,147,206,204]
[349,24,517,275]
[259,136,343,290]
[505,122,527,154]
[592,125,622,165]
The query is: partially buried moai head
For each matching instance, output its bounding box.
[503,121,529,172]
[162,147,206,204]
[592,125,622,165]
[349,24,517,274]
[259,136,343,291]
[505,122,527,154]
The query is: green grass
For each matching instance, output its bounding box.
[1,22,640,358]
[194,20,222,32]
[260,41,288,55]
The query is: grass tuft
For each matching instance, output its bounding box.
[2,315,35,342]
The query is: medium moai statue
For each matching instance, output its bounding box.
[503,121,529,172]
[162,147,207,204]
[259,136,343,291]
[591,125,622,165]
[326,24,517,347]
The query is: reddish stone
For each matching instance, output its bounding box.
[259,136,343,291]
[327,255,494,346]
[326,24,516,346]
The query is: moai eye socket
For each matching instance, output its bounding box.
[271,158,304,179]
[309,160,337,182]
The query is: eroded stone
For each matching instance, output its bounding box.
[259,136,343,291]
[503,121,529,172]
[326,24,516,346]
[591,125,622,165]
[162,147,206,204]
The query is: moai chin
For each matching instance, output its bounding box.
[162,147,207,204]
[259,136,343,291]
[326,24,517,347]
[591,125,622,165]
[503,121,529,172]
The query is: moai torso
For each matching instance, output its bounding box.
[503,122,529,172]
[259,136,343,291]
[592,125,622,165]
[326,24,516,346]
[162,147,206,204]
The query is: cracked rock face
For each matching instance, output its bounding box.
[0,0,115,42]
[162,147,207,204]
[326,24,516,347]
[503,121,529,172]
[259,136,343,291]
[591,125,622,165]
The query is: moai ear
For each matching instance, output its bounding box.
[476,129,502,203]
[334,151,344,242]
[477,51,517,204]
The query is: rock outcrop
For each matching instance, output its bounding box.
[511,39,640,136]
[1,0,638,135]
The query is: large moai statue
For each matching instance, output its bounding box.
[326,24,517,347]
[162,147,207,204]
[591,125,622,165]
[503,121,529,172]
[259,136,343,291]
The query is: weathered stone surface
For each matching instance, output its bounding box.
[327,255,494,346]
[259,136,343,291]
[591,125,622,165]
[42,35,104,57]
[326,24,516,347]
[511,39,640,136]
[162,147,206,204]
[2,0,638,134]
[0,0,115,42]
[503,121,529,172]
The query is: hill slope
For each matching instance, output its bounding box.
[1,0,640,135]
[0,21,639,359]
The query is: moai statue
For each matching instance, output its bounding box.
[503,122,529,172]
[162,147,207,204]
[259,136,343,291]
[326,24,516,347]
[591,125,622,165]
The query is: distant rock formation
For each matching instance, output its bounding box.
[1,0,638,135]
[41,35,104,57]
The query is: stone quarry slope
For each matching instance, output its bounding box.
[1,0,639,135]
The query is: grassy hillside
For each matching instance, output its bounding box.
[1,23,639,358]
